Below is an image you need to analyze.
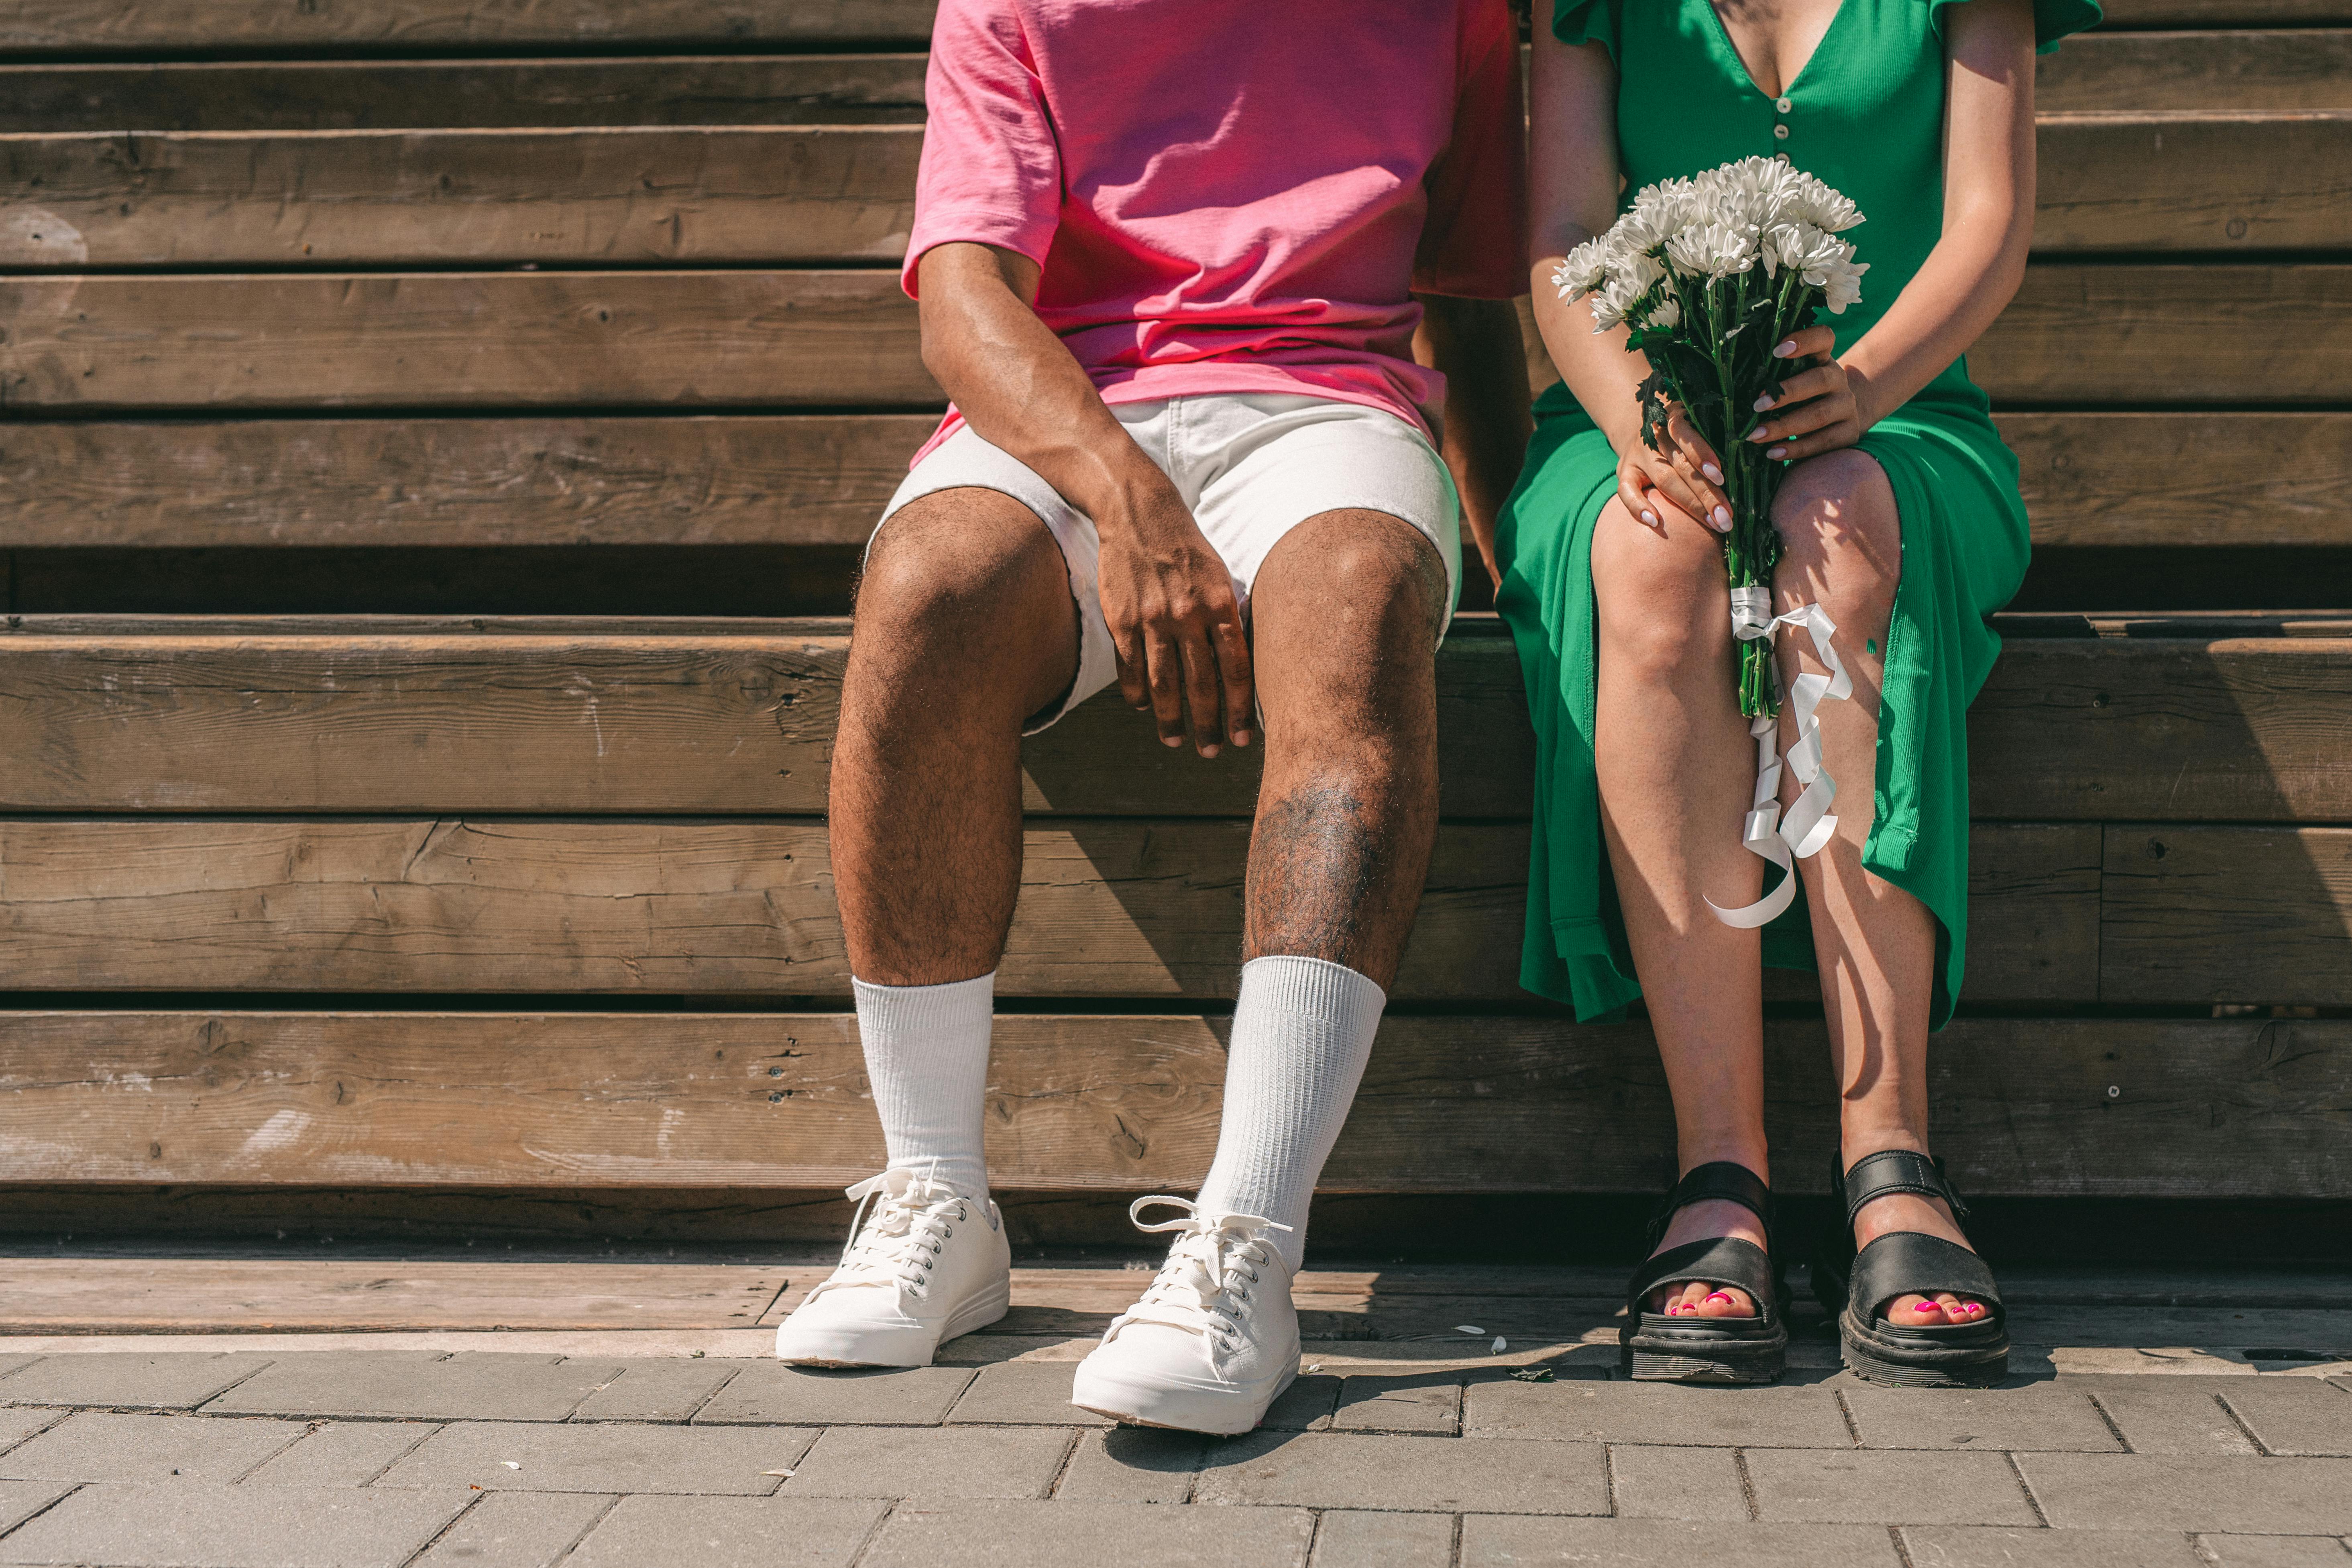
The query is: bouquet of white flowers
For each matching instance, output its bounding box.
[1554,157,1870,928]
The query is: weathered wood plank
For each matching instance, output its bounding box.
[0,628,2343,825]
[0,817,2104,1002]
[1,413,2338,550]
[0,57,928,134]
[2035,112,2352,252]
[2000,413,2352,549]
[4,115,2339,270]
[0,0,941,53]
[0,1011,2342,1198]
[2101,1,2352,21]
[5,267,2335,411]
[0,272,935,412]
[2103,826,2352,1005]
[0,127,922,269]
[0,417,933,547]
[2038,30,2352,111]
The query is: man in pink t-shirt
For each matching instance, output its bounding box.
[774,0,1531,1432]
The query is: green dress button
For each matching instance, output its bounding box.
[1775,95,1793,112]
[1772,122,1789,139]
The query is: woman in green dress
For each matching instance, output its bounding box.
[1489,0,2098,1385]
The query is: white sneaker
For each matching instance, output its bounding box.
[1069,1197,1300,1435]
[774,1167,1012,1367]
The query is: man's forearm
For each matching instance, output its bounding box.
[1416,295,1535,575]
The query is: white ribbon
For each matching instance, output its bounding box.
[1705,600,1853,929]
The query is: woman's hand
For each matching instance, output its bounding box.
[1617,403,1733,536]
[1747,324,1878,462]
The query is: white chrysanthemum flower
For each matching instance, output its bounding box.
[1648,295,1682,330]
[1552,235,1609,300]
[1666,220,1756,281]
[1792,175,1863,234]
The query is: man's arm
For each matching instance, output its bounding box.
[1414,295,1535,590]
[917,241,1254,757]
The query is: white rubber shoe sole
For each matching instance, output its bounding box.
[775,1281,1012,1369]
[1069,1358,1297,1436]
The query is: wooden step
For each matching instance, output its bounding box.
[2103,1,2352,21]
[1,413,2342,552]
[5,113,2340,270]
[0,815,2339,1005]
[2038,29,2352,111]
[0,623,2342,823]
[0,1011,2343,1198]
[1,266,2343,412]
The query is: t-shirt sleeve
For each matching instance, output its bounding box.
[1551,0,1621,62]
[1412,0,1531,299]
[901,0,1062,299]
[1924,0,2103,55]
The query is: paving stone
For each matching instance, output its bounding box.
[0,1411,305,1484]
[862,1499,1317,1568]
[0,1352,270,1411]
[1053,1427,1206,1503]
[2197,1534,2352,1567]
[1460,1516,1901,1566]
[0,1481,71,1535]
[780,1424,1073,1501]
[1329,1376,1459,1435]
[1262,1375,1340,1431]
[0,1411,59,1455]
[0,1480,468,1568]
[569,1358,741,1423]
[1195,1431,1606,1515]
[377,1419,814,1496]
[413,1491,616,1568]
[565,1495,887,1568]
[0,1360,40,1385]
[2069,1377,2258,1456]
[1465,1378,1851,1448]
[242,1422,440,1487]
[1743,1449,2036,1525]
[1843,1385,2121,1452]
[1899,1526,2205,1566]
[948,1361,1109,1426]
[208,1352,624,1423]
[1309,1509,1454,1566]
[2219,1379,2352,1456]
[1606,1443,1748,1521]
[2019,1454,2352,1533]
[695,1363,973,1427]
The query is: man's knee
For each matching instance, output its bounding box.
[856,488,1070,658]
[1258,510,1448,656]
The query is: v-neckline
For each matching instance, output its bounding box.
[1702,0,1853,101]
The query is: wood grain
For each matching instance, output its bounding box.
[5,267,2334,411]
[0,271,935,412]
[0,416,934,548]
[2038,29,2352,112]
[2036,112,2352,252]
[0,816,2107,1002]
[0,0,941,52]
[1999,413,2352,548]
[2100,1,2352,20]
[2102,825,2352,1004]
[0,127,923,269]
[0,1010,2342,1198]
[0,627,2344,825]
[0,57,928,134]
[3,115,2338,270]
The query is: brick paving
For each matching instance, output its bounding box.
[0,1351,2344,1565]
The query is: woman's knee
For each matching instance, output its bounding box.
[1591,499,1730,679]
[1771,451,1900,622]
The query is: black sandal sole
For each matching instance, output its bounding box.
[1621,1315,1787,1384]
[1838,1307,2008,1388]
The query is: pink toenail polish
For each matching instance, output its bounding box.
[1706,1293,1733,1303]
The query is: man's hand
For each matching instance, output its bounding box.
[1096,467,1255,756]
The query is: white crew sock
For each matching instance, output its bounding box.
[1193,955,1387,1273]
[853,971,995,1199]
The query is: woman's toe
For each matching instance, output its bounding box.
[1891,1292,1948,1324]
[1694,1287,1755,1318]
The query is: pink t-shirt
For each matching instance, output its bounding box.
[905,0,1529,464]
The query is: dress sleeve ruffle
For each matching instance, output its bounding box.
[1550,0,1620,62]
[1924,0,2104,54]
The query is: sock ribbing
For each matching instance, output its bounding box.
[853,971,995,1198]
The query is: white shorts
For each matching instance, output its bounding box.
[872,393,1462,734]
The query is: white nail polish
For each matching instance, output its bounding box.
[1767,448,1788,460]
[1712,506,1731,527]
[1702,463,1723,483]
[1753,395,1774,411]
[1640,509,1657,525]
[1773,341,1796,357]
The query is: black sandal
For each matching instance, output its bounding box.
[1620,1161,1787,1384]
[1814,1149,2009,1388]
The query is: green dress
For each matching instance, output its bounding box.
[1495,0,2100,1028]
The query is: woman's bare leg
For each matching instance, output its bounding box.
[1772,451,1986,1327]
[1592,495,1772,1318]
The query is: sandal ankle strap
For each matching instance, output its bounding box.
[1836,1149,1969,1228]
[1645,1160,1773,1251]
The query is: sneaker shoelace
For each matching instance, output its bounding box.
[808,1166,971,1305]
[1109,1196,1292,1356]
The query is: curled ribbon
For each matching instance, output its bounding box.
[1705,599,1853,929]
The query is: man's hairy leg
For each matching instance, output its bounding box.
[1244,509,1448,986]
[831,487,1079,985]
